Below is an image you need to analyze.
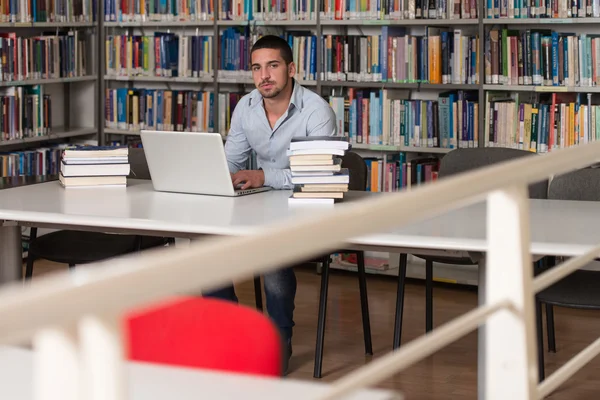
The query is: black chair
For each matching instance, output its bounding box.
[25,148,170,279]
[535,167,600,380]
[393,147,549,349]
[253,151,372,378]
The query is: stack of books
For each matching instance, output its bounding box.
[287,137,350,205]
[59,146,130,188]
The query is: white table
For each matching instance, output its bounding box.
[0,179,598,273]
[0,346,402,400]
[1,179,599,398]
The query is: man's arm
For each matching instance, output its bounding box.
[262,105,338,190]
[224,104,252,175]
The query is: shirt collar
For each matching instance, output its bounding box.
[289,79,303,110]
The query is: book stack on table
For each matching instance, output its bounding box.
[287,137,350,205]
[59,146,130,188]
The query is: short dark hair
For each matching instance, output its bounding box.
[251,35,293,65]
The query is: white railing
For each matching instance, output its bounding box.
[2,142,600,399]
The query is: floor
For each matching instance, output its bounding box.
[27,260,600,399]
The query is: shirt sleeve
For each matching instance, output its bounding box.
[306,103,338,137]
[262,103,338,190]
[224,102,252,174]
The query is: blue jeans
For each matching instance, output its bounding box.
[203,267,296,344]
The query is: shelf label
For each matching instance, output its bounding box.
[534,86,568,92]
[363,20,388,25]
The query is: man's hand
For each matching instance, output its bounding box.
[232,170,265,190]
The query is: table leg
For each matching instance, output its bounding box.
[174,238,191,248]
[0,223,22,284]
[477,257,486,400]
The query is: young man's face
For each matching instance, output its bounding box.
[251,48,295,99]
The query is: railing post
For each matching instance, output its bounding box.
[33,325,80,400]
[485,186,537,400]
[79,314,126,400]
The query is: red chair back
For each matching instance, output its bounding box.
[125,297,283,377]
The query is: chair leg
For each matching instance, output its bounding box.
[314,257,331,379]
[536,299,545,382]
[24,227,38,280]
[253,276,263,312]
[355,251,373,356]
[546,304,556,353]
[393,253,408,349]
[134,235,143,251]
[426,260,433,333]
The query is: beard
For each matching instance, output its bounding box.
[259,79,288,99]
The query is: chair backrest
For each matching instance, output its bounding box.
[548,167,600,201]
[125,297,283,376]
[341,151,368,191]
[439,148,549,199]
[128,147,152,180]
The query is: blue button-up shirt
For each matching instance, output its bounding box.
[224,79,338,189]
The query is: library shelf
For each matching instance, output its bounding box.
[483,85,600,93]
[0,128,97,148]
[320,18,479,26]
[483,17,600,25]
[0,21,95,28]
[217,19,318,26]
[104,75,214,83]
[0,76,97,87]
[352,144,455,153]
[321,81,479,90]
[104,20,214,27]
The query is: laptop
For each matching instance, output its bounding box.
[140,130,271,197]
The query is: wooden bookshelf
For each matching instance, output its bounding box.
[0,5,99,178]
[97,1,600,280]
[97,5,600,181]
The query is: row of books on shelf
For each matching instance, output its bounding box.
[105,88,216,133]
[98,0,600,21]
[324,0,478,20]
[105,33,213,79]
[0,31,88,82]
[0,86,51,140]
[104,84,600,151]
[486,92,600,151]
[104,0,214,22]
[329,89,476,148]
[103,0,480,21]
[485,29,600,88]
[220,0,316,21]
[332,88,600,149]
[101,27,600,89]
[218,27,479,85]
[219,29,317,81]
[220,0,479,21]
[322,29,478,84]
[218,92,243,135]
[365,154,440,192]
[2,0,95,23]
[485,0,600,18]
[0,145,65,177]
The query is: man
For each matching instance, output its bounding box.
[205,35,337,374]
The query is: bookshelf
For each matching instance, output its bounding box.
[0,5,99,178]
[98,0,600,283]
